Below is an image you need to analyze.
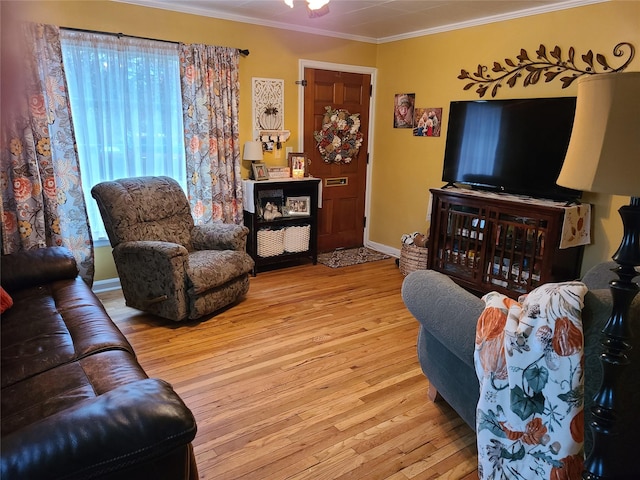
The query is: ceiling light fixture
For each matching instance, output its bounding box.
[306,0,330,10]
[284,0,331,17]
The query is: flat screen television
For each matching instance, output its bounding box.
[442,97,581,202]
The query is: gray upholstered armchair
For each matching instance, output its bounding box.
[91,176,254,321]
[401,262,640,467]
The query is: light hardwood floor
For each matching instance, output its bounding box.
[97,258,478,479]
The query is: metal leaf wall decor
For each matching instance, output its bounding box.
[458,42,635,98]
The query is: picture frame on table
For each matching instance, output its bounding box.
[287,152,308,179]
[267,166,291,179]
[285,196,311,216]
[252,162,269,181]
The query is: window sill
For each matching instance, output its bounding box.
[93,238,111,248]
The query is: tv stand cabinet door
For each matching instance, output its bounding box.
[427,189,583,298]
[427,191,488,292]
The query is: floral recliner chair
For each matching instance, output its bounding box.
[92,176,254,321]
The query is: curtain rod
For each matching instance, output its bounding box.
[61,27,249,56]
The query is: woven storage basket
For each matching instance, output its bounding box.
[257,228,285,257]
[399,243,428,276]
[284,225,310,253]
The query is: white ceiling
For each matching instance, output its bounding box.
[116,0,604,43]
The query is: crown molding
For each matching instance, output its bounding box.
[376,0,608,44]
[114,0,609,44]
[112,0,379,43]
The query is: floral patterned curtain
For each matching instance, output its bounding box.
[0,23,94,284]
[179,44,243,225]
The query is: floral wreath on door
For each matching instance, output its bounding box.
[313,106,364,164]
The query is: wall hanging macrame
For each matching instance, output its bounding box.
[459,42,635,98]
[313,106,364,164]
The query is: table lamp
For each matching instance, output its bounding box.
[556,71,640,479]
[243,140,264,179]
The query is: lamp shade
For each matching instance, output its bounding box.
[243,141,263,161]
[556,71,640,197]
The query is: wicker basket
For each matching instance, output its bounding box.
[284,225,310,253]
[257,228,285,257]
[399,243,428,276]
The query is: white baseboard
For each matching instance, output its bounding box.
[92,277,121,294]
[365,240,401,259]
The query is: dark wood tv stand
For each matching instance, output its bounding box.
[427,187,587,298]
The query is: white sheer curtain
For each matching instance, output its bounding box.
[60,30,186,240]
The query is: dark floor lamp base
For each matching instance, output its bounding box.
[583,198,640,480]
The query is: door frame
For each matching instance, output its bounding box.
[297,59,378,250]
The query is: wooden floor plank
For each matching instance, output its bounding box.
[98,259,478,479]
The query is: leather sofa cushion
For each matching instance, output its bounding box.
[1,350,148,436]
[1,278,134,389]
[1,247,78,294]
[1,377,197,480]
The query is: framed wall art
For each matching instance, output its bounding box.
[252,77,284,132]
[413,108,443,137]
[393,93,415,128]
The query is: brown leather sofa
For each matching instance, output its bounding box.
[1,247,198,480]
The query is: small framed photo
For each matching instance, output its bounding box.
[285,196,311,216]
[394,93,415,128]
[252,162,269,181]
[413,107,443,137]
[288,152,308,179]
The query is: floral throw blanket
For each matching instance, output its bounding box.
[474,282,588,479]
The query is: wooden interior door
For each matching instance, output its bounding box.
[304,68,371,253]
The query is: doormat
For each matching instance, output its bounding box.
[317,247,391,268]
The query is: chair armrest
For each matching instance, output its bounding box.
[113,241,190,320]
[581,261,640,290]
[0,247,78,293]
[402,269,484,364]
[0,378,197,480]
[191,223,249,251]
[113,241,189,287]
[115,240,189,259]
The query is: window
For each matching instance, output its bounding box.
[60,30,187,241]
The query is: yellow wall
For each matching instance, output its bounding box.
[5,1,639,280]
[372,1,639,276]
